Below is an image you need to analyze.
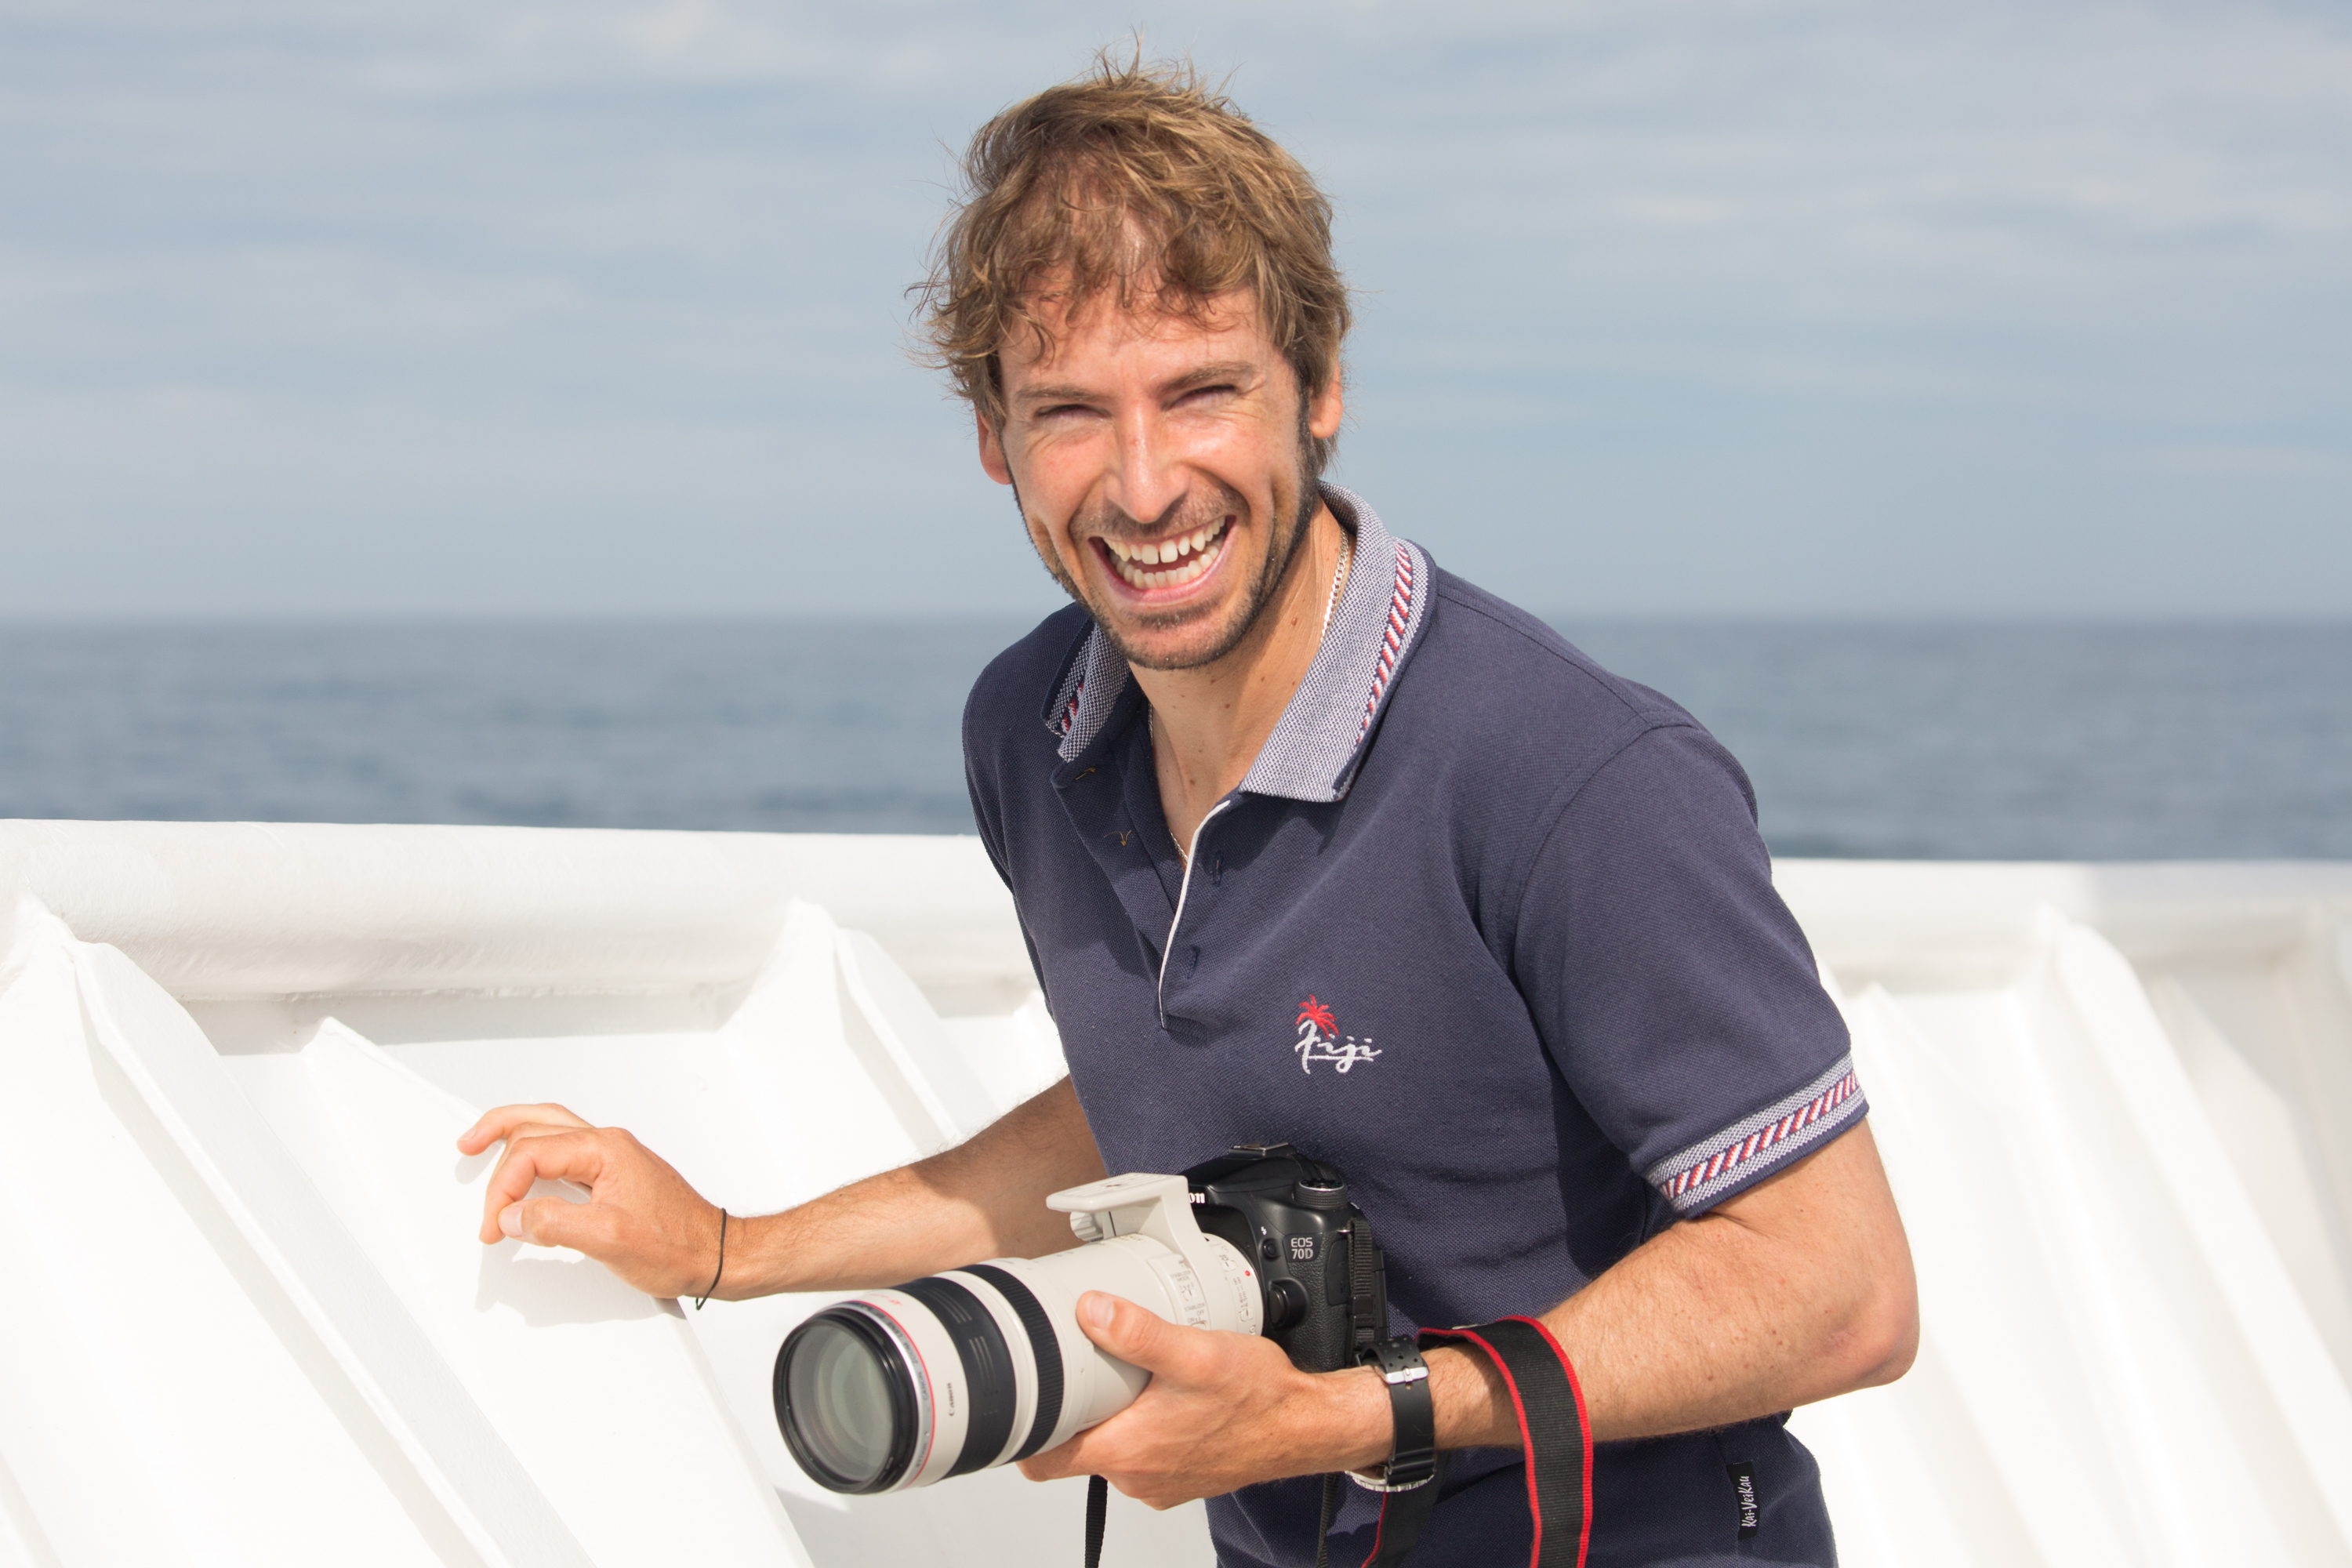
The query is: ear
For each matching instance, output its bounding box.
[976,408,1014,487]
[1305,369,1345,443]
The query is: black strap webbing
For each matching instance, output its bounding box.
[1361,1317,1591,1568]
[1085,1473,1109,1568]
[1348,1214,1385,1360]
[1312,1472,1343,1568]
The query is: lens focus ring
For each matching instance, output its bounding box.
[962,1263,1065,1462]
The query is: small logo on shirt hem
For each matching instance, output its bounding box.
[1294,995,1381,1074]
[1727,1460,1760,1539]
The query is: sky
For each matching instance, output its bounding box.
[1,0,2347,621]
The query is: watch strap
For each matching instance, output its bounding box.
[1356,1335,1438,1492]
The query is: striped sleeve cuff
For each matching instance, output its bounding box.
[1644,1055,1867,1216]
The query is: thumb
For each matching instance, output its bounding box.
[501,1195,590,1250]
[1076,1292,1179,1368]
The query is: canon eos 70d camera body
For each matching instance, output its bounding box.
[773,1143,1389,1494]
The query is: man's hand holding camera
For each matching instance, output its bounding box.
[1017,1290,1392,1509]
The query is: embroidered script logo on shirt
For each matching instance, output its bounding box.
[1294,995,1381,1074]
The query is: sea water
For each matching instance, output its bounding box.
[0,619,2344,860]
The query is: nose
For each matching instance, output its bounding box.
[1105,403,1187,531]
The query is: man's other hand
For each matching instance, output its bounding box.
[457,1104,725,1301]
[1016,1292,1390,1509]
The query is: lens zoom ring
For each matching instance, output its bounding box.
[896,1276,1018,1479]
[963,1263,1064,1461]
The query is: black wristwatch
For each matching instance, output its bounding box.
[1352,1335,1438,1493]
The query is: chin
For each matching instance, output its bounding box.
[1094,595,1253,673]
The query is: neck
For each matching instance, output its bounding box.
[1137,499,1349,854]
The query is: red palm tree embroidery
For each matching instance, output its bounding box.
[1297,996,1337,1038]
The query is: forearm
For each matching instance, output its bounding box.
[722,1076,1107,1298]
[1431,1122,1918,1447]
[1423,1238,1865,1447]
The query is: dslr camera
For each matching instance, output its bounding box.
[773,1143,1388,1494]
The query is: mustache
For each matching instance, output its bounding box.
[1076,479,1243,544]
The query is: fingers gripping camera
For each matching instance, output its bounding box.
[773,1145,1388,1494]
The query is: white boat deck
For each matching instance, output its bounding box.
[2,822,2348,1566]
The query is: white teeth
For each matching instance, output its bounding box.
[1105,519,1232,591]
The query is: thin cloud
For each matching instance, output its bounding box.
[0,0,2345,616]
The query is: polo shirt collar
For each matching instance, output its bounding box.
[1039,484,1434,803]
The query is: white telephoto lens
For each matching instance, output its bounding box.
[775,1174,1264,1494]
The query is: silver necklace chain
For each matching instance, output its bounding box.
[1164,535,1352,868]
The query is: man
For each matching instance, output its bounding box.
[459,59,1916,1567]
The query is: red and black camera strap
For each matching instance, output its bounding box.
[1357,1316,1592,1568]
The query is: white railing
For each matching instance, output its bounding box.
[2,822,2347,1566]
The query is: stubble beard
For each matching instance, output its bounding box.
[1014,462,1322,675]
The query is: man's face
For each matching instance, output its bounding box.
[977,290,1344,673]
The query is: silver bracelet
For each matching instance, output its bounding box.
[1348,1465,1439,1494]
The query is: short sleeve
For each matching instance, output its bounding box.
[1512,723,1864,1216]
[964,674,1051,1000]
[963,695,1013,890]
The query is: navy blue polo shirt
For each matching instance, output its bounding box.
[962,486,1864,1568]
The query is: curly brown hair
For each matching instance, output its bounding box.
[916,53,1352,475]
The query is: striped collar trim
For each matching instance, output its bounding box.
[1044,613,1130,762]
[1042,485,1434,803]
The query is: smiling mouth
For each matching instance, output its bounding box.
[1098,517,1232,592]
